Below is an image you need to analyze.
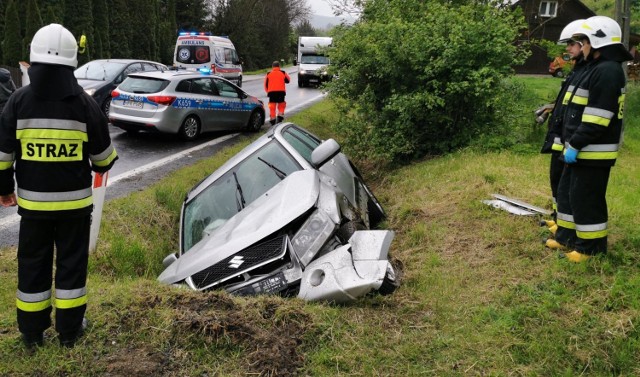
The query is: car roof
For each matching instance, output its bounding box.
[81,59,167,66]
[126,69,235,82]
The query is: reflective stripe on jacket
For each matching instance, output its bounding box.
[561,58,626,167]
[0,86,118,217]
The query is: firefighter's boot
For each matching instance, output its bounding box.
[544,238,565,250]
[22,332,44,349]
[563,251,591,263]
[540,219,558,235]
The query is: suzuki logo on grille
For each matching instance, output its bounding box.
[228,256,244,269]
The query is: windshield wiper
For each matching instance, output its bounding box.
[258,157,287,180]
[232,172,246,211]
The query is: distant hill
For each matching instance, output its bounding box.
[310,14,355,30]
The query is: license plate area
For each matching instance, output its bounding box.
[122,100,143,109]
[234,272,288,296]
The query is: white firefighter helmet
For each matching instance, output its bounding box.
[30,24,78,68]
[573,16,622,49]
[558,19,585,44]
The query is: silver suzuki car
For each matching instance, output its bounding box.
[109,70,264,140]
[158,123,399,302]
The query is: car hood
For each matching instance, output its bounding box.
[158,169,321,285]
[76,79,109,90]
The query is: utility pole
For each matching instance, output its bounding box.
[615,0,632,74]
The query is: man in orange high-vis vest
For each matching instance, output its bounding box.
[264,61,290,125]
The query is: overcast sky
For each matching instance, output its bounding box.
[308,0,334,17]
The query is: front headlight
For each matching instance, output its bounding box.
[299,70,307,75]
[84,88,96,96]
[291,209,336,266]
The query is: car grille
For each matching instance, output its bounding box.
[190,235,288,290]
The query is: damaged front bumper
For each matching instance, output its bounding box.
[210,230,395,302]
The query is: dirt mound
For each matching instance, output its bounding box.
[169,292,313,376]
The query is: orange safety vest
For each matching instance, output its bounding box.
[264,67,290,93]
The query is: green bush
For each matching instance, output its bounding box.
[327,0,529,164]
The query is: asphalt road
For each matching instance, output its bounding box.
[0,66,326,247]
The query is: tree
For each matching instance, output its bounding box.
[64,0,94,65]
[130,0,159,61]
[207,0,310,69]
[157,0,178,64]
[93,0,110,59]
[327,0,529,164]
[295,19,316,36]
[2,0,22,67]
[109,0,132,58]
[23,0,43,61]
[176,0,208,32]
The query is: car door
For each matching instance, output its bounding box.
[185,77,232,131]
[212,78,250,128]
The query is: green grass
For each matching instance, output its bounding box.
[1,76,639,375]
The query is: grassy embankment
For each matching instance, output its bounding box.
[0,76,639,376]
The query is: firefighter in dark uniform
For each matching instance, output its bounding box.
[0,24,118,347]
[264,61,291,125]
[554,16,633,262]
[537,19,586,240]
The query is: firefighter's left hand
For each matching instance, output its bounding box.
[564,146,578,164]
[0,192,17,207]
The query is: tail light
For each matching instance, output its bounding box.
[147,96,176,106]
[210,64,216,74]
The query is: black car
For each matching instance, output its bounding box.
[74,59,167,116]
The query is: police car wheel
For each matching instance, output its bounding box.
[179,115,200,141]
[246,110,264,132]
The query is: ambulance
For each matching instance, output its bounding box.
[173,32,243,87]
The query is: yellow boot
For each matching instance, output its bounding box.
[540,219,558,235]
[564,251,591,263]
[544,239,565,250]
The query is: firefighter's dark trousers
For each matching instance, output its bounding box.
[16,216,90,336]
[549,151,564,219]
[555,164,611,255]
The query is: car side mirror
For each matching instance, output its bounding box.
[311,139,341,167]
[163,253,178,268]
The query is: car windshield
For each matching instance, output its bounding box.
[74,61,126,81]
[182,140,302,253]
[118,77,170,94]
[300,55,330,65]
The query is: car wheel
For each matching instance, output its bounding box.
[102,99,111,117]
[378,263,400,295]
[246,110,264,132]
[298,78,303,88]
[554,70,565,78]
[179,115,200,141]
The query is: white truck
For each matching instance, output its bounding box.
[295,36,333,88]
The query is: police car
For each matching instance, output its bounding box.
[108,70,264,140]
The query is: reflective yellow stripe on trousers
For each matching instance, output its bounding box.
[16,289,52,312]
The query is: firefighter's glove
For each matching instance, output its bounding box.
[564,146,578,164]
